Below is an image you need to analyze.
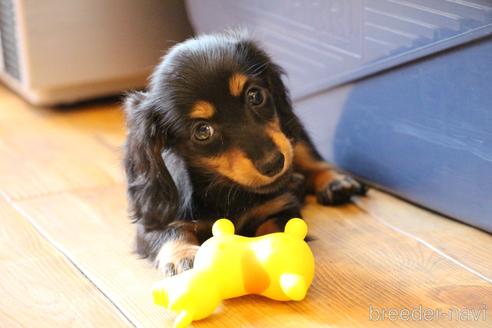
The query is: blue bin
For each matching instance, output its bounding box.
[186,0,492,232]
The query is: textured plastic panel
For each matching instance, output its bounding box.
[20,0,192,89]
[187,0,492,100]
[294,38,492,233]
[0,0,20,81]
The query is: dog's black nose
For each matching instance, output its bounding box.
[255,152,285,177]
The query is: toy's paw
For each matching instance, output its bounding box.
[155,241,199,277]
[316,175,367,206]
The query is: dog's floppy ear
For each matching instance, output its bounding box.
[266,63,301,139]
[266,63,292,114]
[123,91,191,231]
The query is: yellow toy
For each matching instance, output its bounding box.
[152,218,315,328]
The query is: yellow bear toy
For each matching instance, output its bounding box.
[153,218,315,328]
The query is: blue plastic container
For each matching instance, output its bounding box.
[186,0,492,232]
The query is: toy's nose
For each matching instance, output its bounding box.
[255,151,285,177]
[280,273,307,301]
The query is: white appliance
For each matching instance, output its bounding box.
[0,0,191,105]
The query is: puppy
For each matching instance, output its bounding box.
[123,31,366,277]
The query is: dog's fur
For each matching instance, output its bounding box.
[123,32,366,277]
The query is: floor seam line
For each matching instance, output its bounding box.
[354,202,492,285]
[3,182,125,202]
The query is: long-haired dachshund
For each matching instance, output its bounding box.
[123,31,366,277]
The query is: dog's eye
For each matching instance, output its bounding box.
[247,88,265,106]
[193,122,214,141]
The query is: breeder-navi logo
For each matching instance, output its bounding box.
[369,304,487,322]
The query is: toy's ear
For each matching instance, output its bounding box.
[284,218,307,240]
[212,219,235,237]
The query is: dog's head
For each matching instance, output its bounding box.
[124,32,299,229]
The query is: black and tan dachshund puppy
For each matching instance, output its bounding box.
[123,32,366,276]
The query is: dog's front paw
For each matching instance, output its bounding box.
[155,240,199,277]
[316,175,367,206]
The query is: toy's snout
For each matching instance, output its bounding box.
[152,270,223,328]
[280,273,308,301]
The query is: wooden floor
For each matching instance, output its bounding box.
[1,84,491,328]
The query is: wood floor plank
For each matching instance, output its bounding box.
[12,186,174,327]
[14,188,492,327]
[0,86,125,200]
[301,199,491,328]
[353,189,492,281]
[0,197,130,327]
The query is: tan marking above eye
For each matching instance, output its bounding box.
[229,73,248,97]
[190,100,215,119]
